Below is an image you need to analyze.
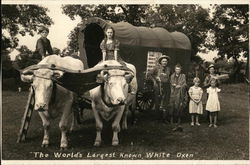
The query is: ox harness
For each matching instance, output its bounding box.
[31,74,62,110]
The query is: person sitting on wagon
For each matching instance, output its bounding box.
[33,26,53,60]
[169,64,188,131]
[148,55,171,123]
[100,26,125,65]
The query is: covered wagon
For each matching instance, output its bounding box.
[77,17,192,111]
[77,17,191,86]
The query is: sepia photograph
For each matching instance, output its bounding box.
[1,0,249,164]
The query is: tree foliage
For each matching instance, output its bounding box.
[52,47,61,55]
[62,5,149,25]
[15,45,38,69]
[62,4,212,57]
[62,5,150,52]
[212,5,249,81]
[148,5,213,56]
[2,5,53,50]
[212,5,249,60]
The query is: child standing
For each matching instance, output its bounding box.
[188,77,203,126]
[206,78,221,128]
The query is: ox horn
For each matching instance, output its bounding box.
[96,70,109,83]
[21,64,48,75]
[21,69,34,83]
[22,69,34,75]
[52,70,64,79]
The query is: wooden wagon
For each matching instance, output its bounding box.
[77,17,192,111]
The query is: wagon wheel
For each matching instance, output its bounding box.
[136,89,154,112]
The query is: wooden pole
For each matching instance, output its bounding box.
[17,87,35,143]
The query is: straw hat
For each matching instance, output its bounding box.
[207,64,215,70]
[158,55,170,64]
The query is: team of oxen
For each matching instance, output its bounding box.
[21,55,137,149]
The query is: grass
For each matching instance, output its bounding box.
[2,83,249,160]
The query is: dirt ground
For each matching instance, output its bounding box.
[2,83,249,160]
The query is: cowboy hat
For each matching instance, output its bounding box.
[158,55,170,64]
[207,64,215,70]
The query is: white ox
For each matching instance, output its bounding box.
[21,55,84,149]
[90,60,137,146]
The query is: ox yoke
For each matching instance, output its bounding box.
[21,64,133,95]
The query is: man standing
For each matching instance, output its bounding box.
[149,55,171,123]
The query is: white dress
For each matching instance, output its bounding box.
[206,87,221,112]
[188,86,203,114]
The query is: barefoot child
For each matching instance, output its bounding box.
[206,78,221,128]
[188,77,203,126]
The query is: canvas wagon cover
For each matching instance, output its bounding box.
[78,17,191,85]
[78,17,191,50]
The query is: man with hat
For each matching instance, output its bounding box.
[33,26,53,60]
[203,64,220,88]
[148,55,171,123]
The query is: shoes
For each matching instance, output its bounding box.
[196,122,201,126]
[213,124,218,128]
[190,122,194,126]
[209,124,213,127]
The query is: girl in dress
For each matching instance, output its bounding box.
[100,26,122,62]
[206,78,221,128]
[188,77,203,126]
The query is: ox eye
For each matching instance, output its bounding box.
[109,82,113,86]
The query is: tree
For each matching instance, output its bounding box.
[2,5,53,51]
[15,45,38,69]
[62,5,149,25]
[212,5,249,81]
[52,47,61,55]
[62,5,212,58]
[147,5,213,56]
[62,5,150,51]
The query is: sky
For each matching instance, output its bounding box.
[11,4,218,61]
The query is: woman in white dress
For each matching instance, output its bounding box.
[206,78,221,128]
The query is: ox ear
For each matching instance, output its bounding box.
[125,72,134,83]
[52,70,64,79]
[21,74,34,83]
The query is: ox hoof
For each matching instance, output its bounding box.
[112,140,119,146]
[94,141,101,147]
[41,144,49,148]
